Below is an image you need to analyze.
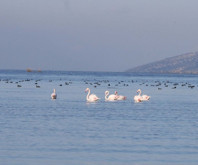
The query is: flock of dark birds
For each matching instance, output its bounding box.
[82,79,196,90]
[0,78,196,90]
[0,77,196,89]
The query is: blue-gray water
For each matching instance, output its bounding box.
[0,70,198,165]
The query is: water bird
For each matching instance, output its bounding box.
[134,92,142,103]
[138,89,150,101]
[173,83,179,86]
[188,85,195,89]
[135,89,150,102]
[105,91,118,101]
[85,88,100,102]
[51,89,57,99]
[114,91,127,100]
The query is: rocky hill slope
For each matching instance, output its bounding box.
[127,52,198,74]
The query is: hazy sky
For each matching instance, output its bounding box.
[1,0,198,72]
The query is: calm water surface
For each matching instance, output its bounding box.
[0,70,198,165]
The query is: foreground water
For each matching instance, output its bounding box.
[0,70,198,165]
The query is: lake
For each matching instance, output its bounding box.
[0,70,198,165]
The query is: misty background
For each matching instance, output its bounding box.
[1,0,198,72]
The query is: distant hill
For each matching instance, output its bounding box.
[126,52,198,74]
